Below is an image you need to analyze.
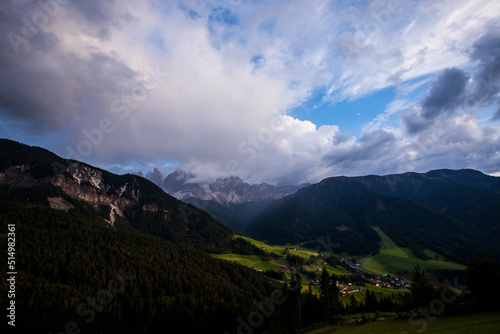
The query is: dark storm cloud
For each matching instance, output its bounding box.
[71,0,115,23]
[400,67,468,135]
[467,29,500,122]
[420,67,469,119]
[402,29,500,134]
[70,0,120,39]
[0,2,68,130]
[400,108,431,135]
[469,29,500,103]
[332,132,351,145]
[324,129,396,169]
[0,1,140,132]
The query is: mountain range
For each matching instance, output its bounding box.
[142,168,306,204]
[140,169,308,232]
[139,159,500,265]
[246,169,500,263]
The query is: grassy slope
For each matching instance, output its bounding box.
[212,236,349,286]
[306,311,500,334]
[236,235,320,258]
[360,227,466,276]
[212,254,277,271]
[223,235,347,274]
[240,231,465,277]
[373,226,398,250]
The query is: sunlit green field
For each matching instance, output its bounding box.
[235,234,321,258]
[228,232,466,280]
[211,254,277,271]
[359,248,465,276]
[372,226,398,250]
[306,311,500,334]
[214,235,409,299]
[213,236,351,287]
[359,227,466,276]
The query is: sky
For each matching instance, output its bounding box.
[1,0,500,185]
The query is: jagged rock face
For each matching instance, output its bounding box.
[55,163,139,210]
[67,163,105,189]
[159,170,304,204]
[0,163,139,226]
[146,168,163,187]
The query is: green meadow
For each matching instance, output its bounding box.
[216,230,465,287]
[359,227,466,276]
[211,253,277,271]
[305,311,500,334]
[213,235,351,288]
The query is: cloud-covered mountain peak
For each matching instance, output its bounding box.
[143,169,305,204]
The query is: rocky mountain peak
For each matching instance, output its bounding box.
[145,169,305,204]
[145,167,164,187]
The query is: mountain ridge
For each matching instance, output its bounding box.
[143,169,307,204]
[0,138,247,253]
[245,168,500,263]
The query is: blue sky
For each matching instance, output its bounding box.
[291,86,397,135]
[0,0,500,184]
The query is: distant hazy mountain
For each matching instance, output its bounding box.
[246,169,500,263]
[158,170,306,204]
[144,170,307,232]
[182,197,275,233]
[145,167,164,187]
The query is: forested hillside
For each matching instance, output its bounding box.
[247,173,500,263]
[0,202,276,333]
[0,139,257,253]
